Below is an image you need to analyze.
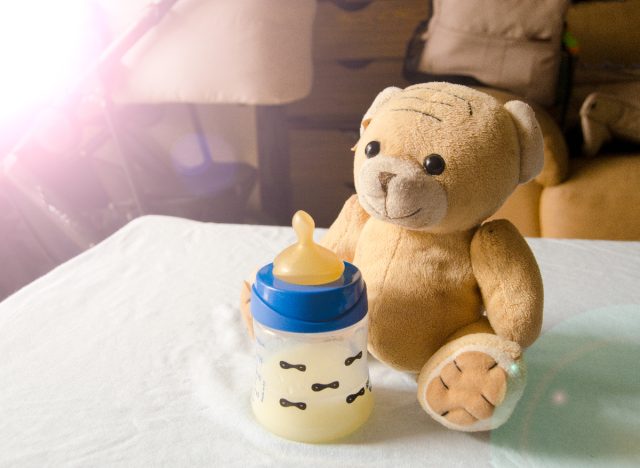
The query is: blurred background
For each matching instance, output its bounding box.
[1,0,639,299]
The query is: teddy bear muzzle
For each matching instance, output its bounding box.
[356,155,448,229]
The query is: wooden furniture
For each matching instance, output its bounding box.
[286,0,428,227]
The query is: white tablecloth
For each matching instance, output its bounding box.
[1,216,639,467]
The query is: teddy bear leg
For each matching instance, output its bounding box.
[416,329,526,432]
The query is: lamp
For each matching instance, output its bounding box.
[100,0,316,221]
[1,0,316,292]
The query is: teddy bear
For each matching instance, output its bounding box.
[321,82,544,432]
[242,82,544,432]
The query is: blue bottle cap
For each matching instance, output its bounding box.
[251,261,367,333]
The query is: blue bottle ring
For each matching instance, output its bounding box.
[251,261,367,333]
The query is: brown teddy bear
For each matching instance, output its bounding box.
[242,82,544,432]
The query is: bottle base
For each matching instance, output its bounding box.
[251,390,373,443]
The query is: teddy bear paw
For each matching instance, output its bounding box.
[418,342,526,432]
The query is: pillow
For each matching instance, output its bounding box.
[414,0,570,106]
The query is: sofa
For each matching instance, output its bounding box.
[486,0,640,240]
[486,88,640,241]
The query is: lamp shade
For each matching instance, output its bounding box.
[98,0,316,105]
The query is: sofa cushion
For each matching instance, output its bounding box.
[490,180,543,237]
[540,155,640,240]
[418,0,569,106]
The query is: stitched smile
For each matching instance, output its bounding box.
[366,197,421,220]
[388,207,422,219]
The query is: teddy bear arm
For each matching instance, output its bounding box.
[320,195,369,263]
[469,219,543,348]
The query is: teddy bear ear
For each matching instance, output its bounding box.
[504,100,544,184]
[360,87,403,136]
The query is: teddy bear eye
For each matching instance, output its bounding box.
[365,141,380,158]
[423,154,445,175]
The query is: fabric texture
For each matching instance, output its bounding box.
[475,87,569,187]
[540,155,640,240]
[324,83,544,430]
[489,180,543,237]
[418,0,570,106]
[1,216,639,466]
[580,91,640,157]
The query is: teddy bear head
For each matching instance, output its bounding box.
[353,82,544,232]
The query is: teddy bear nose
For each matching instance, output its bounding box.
[378,171,396,194]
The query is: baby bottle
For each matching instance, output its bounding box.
[250,210,372,443]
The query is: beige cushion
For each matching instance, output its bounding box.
[419,0,569,106]
[540,155,640,240]
[491,181,543,237]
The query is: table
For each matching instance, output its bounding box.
[1,216,639,467]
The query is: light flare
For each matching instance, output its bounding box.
[0,0,100,124]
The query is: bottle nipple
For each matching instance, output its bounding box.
[273,210,345,285]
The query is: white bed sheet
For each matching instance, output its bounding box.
[1,216,639,467]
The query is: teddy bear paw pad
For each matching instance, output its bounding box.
[426,351,506,424]
[419,348,525,432]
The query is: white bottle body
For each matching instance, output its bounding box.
[251,317,373,443]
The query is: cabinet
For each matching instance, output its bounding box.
[286,0,428,227]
